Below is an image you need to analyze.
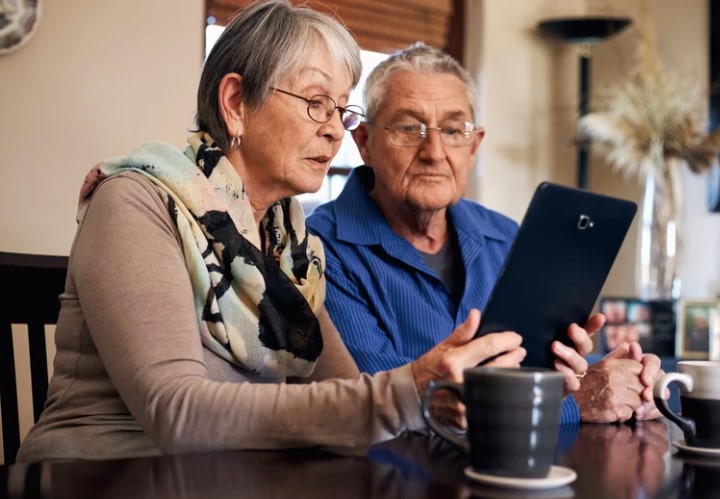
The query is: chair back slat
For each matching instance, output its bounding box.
[0,252,68,465]
[27,322,50,423]
[0,322,21,466]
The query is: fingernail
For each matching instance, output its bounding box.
[636,405,646,415]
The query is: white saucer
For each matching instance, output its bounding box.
[673,440,720,457]
[464,465,577,490]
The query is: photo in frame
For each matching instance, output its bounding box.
[709,163,720,212]
[598,297,676,356]
[710,0,720,212]
[676,300,720,359]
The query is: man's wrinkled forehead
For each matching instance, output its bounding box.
[379,72,473,120]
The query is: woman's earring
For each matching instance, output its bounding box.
[230,134,242,150]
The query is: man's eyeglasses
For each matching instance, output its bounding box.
[381,121,481,148]
[270,87,365,131]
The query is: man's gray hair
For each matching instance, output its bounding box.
[363,42,478,124]
[196,0,362,151]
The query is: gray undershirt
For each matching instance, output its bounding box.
[419,228,465,305]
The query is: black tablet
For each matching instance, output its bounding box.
[476,182,637,368]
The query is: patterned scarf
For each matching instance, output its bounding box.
[77,132,325,377]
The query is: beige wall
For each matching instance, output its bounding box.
[465,0,717,299]
[0,0,204,255]
[0,0,204,464]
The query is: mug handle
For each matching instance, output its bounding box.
[421,380,469,451]
[653,372,696,440]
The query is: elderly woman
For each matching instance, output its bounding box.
[17,0,527,463]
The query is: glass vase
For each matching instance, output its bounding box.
[637,162,683,300]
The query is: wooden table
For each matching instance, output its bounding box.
[1,420,718,498]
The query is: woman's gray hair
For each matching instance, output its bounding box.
[196,0,362,151]
[363,42,478,124]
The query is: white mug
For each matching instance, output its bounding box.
[653,361,720,448]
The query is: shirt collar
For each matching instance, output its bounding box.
[334,165,395,246]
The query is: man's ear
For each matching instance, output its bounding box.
[351,122,373,164]
[218,73,245,138]
[469,126,485,158]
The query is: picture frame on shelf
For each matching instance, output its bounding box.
[598,297,676,356]
[676,300,720,359]
[710,0,720,212]
[712,324,720,361]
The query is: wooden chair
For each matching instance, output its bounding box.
[0,252,68,465]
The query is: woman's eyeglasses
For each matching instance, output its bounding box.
[270,87,365,131]
[380,121,481,147]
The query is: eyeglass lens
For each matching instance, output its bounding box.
[340,107,363,130]
[386,122,477,147]
[306,95,363,131]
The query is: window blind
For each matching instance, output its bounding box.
[206,0,456,54]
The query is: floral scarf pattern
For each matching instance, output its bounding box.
[77,132,325,377]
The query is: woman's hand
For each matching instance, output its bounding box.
[411,309,525,428]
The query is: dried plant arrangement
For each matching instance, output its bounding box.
[578,11,720,180]
[577,2,720,299]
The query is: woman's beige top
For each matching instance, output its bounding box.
[17,172,425,463]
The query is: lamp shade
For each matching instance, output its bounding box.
[538,16,632,44]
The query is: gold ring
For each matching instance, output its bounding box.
[576,371,587,380]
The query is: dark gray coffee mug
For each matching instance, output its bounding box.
[422,367,565,478]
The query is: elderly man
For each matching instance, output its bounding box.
[308,43,662,423]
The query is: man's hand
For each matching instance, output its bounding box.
[412,309,526,428]
[552,313,605,396]
[574,342,651,422]
[625,342,665,420]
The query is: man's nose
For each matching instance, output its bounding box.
[418,128,447,161]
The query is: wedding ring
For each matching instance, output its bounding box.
[575,371,587,380]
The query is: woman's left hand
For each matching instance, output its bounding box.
[411,309,526,429]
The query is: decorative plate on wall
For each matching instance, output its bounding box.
[0,0,42,55]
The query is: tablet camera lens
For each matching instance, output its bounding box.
[578,215,593,230]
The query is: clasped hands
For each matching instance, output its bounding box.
[552,314,664,422]
[411,309,664,427]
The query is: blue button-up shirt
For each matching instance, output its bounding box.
[308,166,580,423]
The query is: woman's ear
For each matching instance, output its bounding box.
[218,73,245,138]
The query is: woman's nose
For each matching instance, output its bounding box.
[320,110,346,141]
